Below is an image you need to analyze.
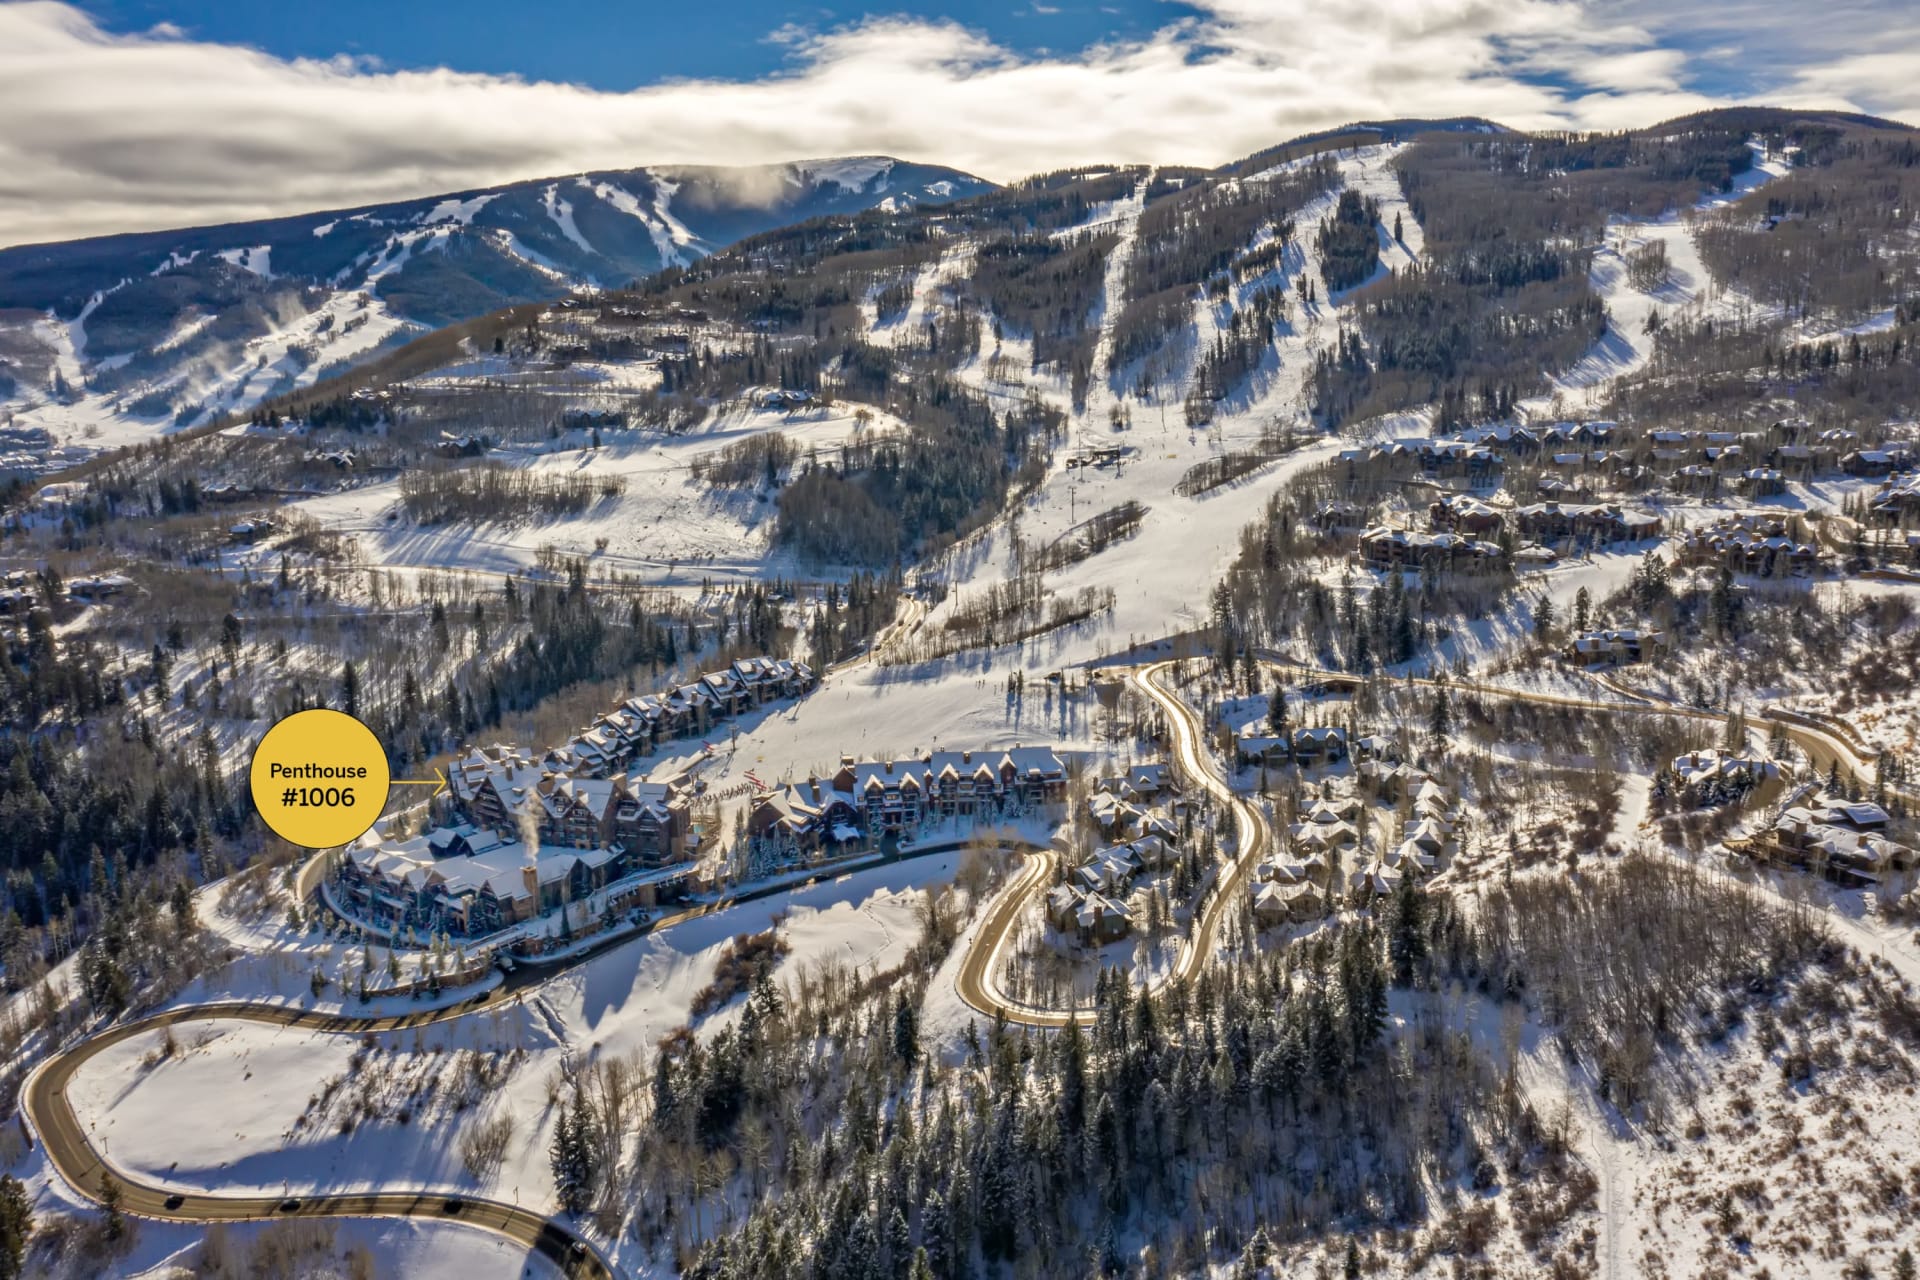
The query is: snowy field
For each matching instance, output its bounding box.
[282,398,918,589]
[67,856,967,1209]
[1519,140,1794,421]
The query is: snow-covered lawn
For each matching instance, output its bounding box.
[68,857,967,1206]
[284,398,915,590]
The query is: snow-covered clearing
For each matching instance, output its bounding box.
[287,398,917,589]
[1521,140,1795,419]
[68,857,964,1206]
[15,1141,562,1280]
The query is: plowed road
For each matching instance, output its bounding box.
[23,992,613,1278]
[955,661,1272,1026]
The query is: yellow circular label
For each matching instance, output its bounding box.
[248,709,391,848]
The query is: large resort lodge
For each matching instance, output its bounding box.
[333,656,815,940]
[331,657,1070,942]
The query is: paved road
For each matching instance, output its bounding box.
[33,643,1905,1272]
[23,992,614,1278]
[26,827,1019,1277]
[955,660,1272,1027]
[957,650,1907,1030]
[1257,653,1913,806]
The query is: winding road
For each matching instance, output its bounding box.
[955,660,1272,1027]
[22,644,1911,1277]
[24,992,613,1278]
[21,824,1011,1278]
[956,651,1915,1029]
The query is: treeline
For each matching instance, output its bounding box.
[1125,159,1334,302]
[665,855,1819,1279]
[376,567,791,765]
[1017,501,1146,574]
[1109,161,1333,384]
[802,572,903,670]
[693,433,800,488]
[666,901,1591,1279]
[1316,189,1381,292]
[1606,308,1920,428]
[1209,452,1514,668]
[775,380,1030,566]
[967,232,1118,373]
[1309,122,1764,427]
[901,575,1113,661]
[397,465,625,525]
[1185,287,1292,413]
[1695,128,1920,318]
[1173,422,1306,496]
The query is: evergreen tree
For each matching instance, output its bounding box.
[99,1169,126,1242]
[1388,871,1427,986]
[339,660,360,719]
[892,994,919,1067]
[549,1096,601,1215]
[1428,688,1451,748]
[1533,594,1557,642]
[0,1174,29,1280]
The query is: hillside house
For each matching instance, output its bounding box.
[1428,495,1504,536]
[1733,467,1787,497]
[1678,523,1820,577]
[1047,885,1132,943]
[1238,726,1349,767]
[1358,527,1503,573]
[1252,880,1321,927]
[1513,502,1661,546]
[1566,628,1665,666]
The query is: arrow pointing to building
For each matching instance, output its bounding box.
[393,766,449,798]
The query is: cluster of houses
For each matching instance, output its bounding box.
[1425,494,1666,552]
[1677,513,1822,577]
[1086,763,1183,838]
[1046,836,1177,943]
[1352,420,1916,512]
[1511,502,1662,547]
[1246,772,1459,926]
[552,656,816,777]
[0,423,91,478]
[747,746,1071,853]
[1734,788,1913,886]
[1235,725,1350,769]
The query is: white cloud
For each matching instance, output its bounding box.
[0,0,1913,248]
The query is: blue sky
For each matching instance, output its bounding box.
[3,0,1916,245]
[74,1,1212,90]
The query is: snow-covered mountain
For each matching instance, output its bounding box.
[0,157,989,460]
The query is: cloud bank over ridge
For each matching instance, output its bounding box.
[1,0,1914,247]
